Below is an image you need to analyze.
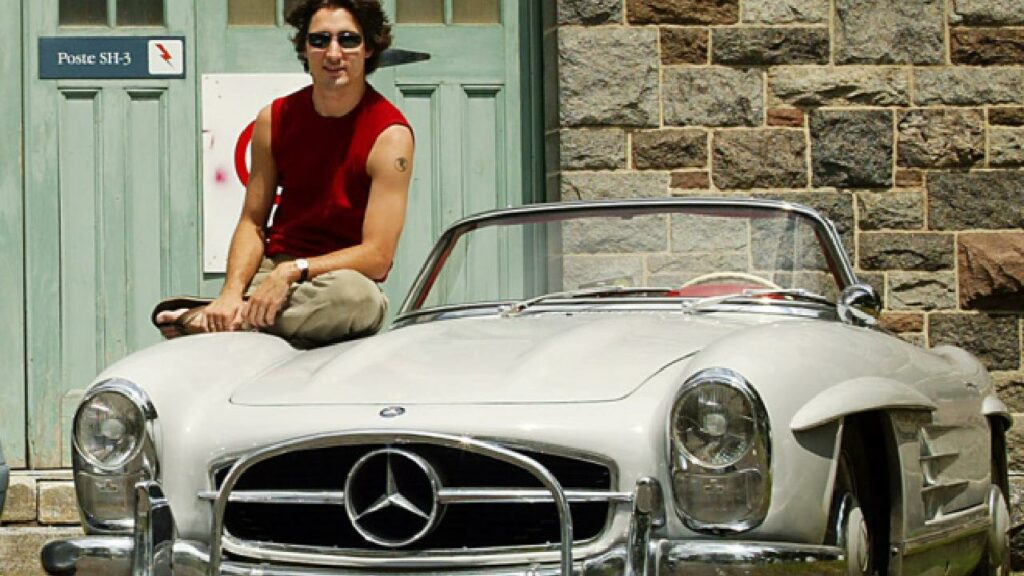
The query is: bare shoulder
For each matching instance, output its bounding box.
[373,124,414,151]
[367,124,414,176]
[255,104,273,129]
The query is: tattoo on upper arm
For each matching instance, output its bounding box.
[395,157,409,172]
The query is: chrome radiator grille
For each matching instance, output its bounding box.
[210,443,614,551]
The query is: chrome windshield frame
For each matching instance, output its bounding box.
[395,198,857,322]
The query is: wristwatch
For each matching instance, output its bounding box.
[295,258,310,283]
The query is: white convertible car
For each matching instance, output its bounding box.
[43,198,1011,576]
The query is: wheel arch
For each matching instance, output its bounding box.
[983,395,1013,434]
[790,376,937,432]
[988,412,1010,500]
[829,411,903,574]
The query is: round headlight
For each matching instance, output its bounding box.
[672,381,755,469]
[74,391,146,470]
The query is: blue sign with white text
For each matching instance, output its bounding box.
[39,36,186,79]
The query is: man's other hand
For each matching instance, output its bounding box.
[204,293,246,332]
[243,267,292,328]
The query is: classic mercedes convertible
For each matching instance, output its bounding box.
[44,198,1010,576]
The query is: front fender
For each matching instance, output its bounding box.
[983,395,1013,430]
[790,377,937,432]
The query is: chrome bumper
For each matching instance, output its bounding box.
[42,535,846,576]
[43,431,846,576]
[42,480,845,576]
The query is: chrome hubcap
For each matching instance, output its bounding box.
[846,506,869,576]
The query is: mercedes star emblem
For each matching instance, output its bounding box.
[344,448,442,547]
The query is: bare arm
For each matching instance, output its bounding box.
[303,124,415,281]
[243,123,414,327]
[204,105,277,331]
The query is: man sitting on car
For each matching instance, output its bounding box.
[154,0,414,346]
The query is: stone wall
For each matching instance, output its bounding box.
[552,0,1024,555]
[0,471,81,576]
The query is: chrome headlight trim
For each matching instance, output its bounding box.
[72,378,159,535]
[668,367,772,533]
[73,379,155,471]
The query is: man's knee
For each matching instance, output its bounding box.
[287,269,387,339]
[312,269,383,309]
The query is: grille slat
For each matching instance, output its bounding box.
[214,443,614,551]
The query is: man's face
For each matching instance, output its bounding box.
[304,7,373,89]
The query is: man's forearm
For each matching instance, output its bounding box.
[304,243,393,283]
[220,223,266,297]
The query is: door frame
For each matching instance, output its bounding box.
[2,0,26,468]
[21,0,200,468]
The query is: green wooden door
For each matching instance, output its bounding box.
[374,0,530,314]
[1,0,26,468]
[17,0,537,468]
[23,0,200,468]
[195,0,537,319]
[195,0,305,296]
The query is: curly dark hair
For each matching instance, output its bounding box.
[285,0,392,75]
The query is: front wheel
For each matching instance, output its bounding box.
[833,451,875,576]
[971,484,1011,575]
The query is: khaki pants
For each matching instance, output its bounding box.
[248,256,387,345]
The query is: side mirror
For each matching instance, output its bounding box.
[837,283,881,326]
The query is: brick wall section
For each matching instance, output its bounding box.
[553,0,1024,556]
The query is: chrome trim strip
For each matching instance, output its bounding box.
[626,478,662,576]
[921,480,970,495]
[42,536,850,576]
[921,501,990,529]
[439,488,632,504]
[208,431,576,576]
[906,516,990,555]
[41,536,133,576]
[400,300,838,325]
[133,480,174,576]
[198,489,346,505]
[653,540,846,576]
[198,488,633,505]
[215,503,630,567]
[397,197,858,321]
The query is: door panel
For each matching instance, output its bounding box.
[196,0,305,297]
[386,86,440,301]
[375,0,525,316]
[24,1,198,467]
[1,0,26,467]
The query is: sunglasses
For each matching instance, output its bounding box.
[307,31,364,50]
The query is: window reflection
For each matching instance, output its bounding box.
[396,0,444,23]
[229,0,276,25]
[117,0,164,26]
[59,0,108,26]
[453,0,500,23]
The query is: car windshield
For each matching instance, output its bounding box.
[401,201,851,317]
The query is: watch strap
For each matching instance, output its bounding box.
[295,258,310,283]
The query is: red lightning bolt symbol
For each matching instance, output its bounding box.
[156,43,173,66]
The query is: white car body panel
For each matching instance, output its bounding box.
[48,199,1007,576]
[93,310,991,547]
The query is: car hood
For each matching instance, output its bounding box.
[230,313,763,406]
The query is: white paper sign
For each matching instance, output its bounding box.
[201,73,310,272]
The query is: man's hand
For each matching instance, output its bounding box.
[203,293,246,333]
[243,266,293,328]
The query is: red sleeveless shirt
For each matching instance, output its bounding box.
[265,85,411,264]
